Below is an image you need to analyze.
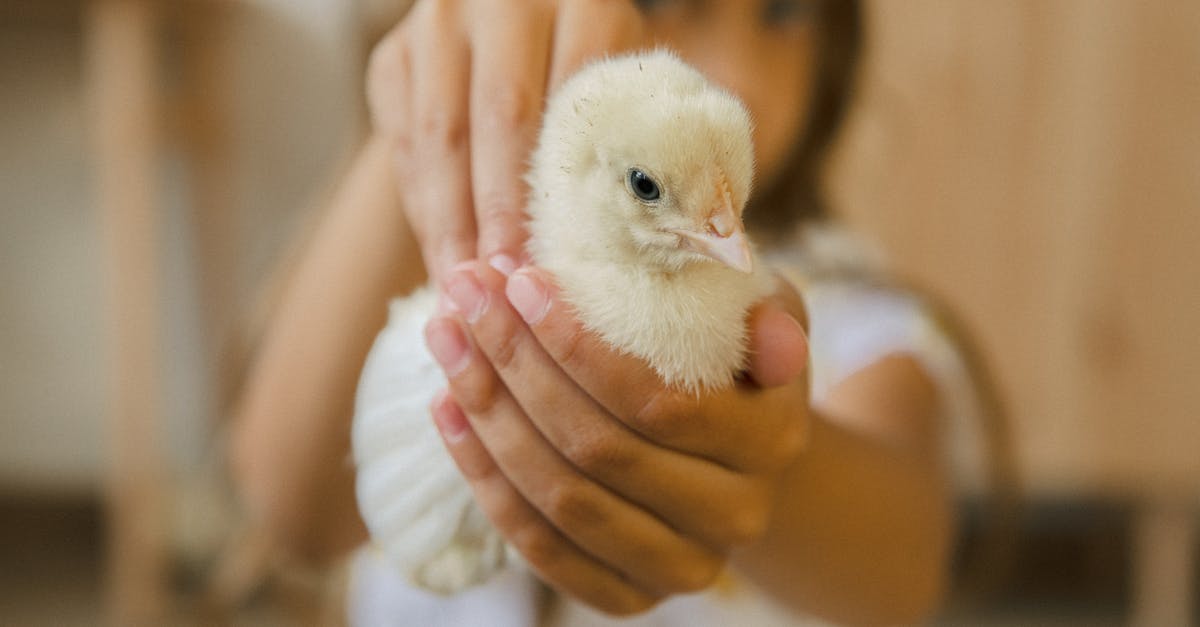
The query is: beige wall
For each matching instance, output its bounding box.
[0,18,104,492]
[0,2,362,492]
[833,1,1200,496]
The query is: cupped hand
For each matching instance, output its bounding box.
[368,0,651,284]
[423,258,810,615]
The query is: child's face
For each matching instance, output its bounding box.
[641,0,818,186]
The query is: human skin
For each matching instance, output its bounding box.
[233,1,952,623]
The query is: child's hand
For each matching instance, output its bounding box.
[367,1,651,284]
[424,260,810,615]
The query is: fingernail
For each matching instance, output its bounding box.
[432,389,469,443]
[506,271,549,324]
[488,254,518,277]
[750,308,809,387]
[425,318,470,376]
[445,272,488,323]
[780,310,809,359]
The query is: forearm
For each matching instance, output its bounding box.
[733,411,953,626]
[231,136,424,564]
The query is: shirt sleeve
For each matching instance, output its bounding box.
[802,279,989,492]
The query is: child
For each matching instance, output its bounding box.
[233,1,984,624]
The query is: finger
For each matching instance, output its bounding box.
[746,273,809,388]
[505,266,806,472]
[467,3,553,263]
[424,310,723,595]
[548,0,648,90]
[429,391,660,616]
[366,26,411,138]
[505,266,661,417]
[402,2,475,284]
[452,261,773,549]
[745,302,809,388]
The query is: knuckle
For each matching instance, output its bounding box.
[450,374,499,416]
[665,554,723,594]
[454,454,492,482]
[481,316,523,374]
[474,189,524,225]
[478,216,527,261]
[542,479,605,530]
[765,421,806,471]
[511,525,560,572]
[725,501,770,546]
[478,83,536,131]
[390,132,413,160]
[418,109,468,151]
[780,422,806,460]
[433,231,473,263]
[629,391,691,443]
[561,430,630,476]
[473,191,527,256]
[554,326,588,370]
[482,488,524,530]
[424,236,473,280]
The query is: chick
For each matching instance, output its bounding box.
[527,50,774,391]
[353,50,774,594]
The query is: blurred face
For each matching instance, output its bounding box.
[638,0,818,188]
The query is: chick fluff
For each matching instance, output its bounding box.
[353,50,775,594]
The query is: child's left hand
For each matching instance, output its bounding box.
[424,259,810,615]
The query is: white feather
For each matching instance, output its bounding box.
[353,288,507,592]
[353,50,772,594]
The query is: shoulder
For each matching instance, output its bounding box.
[761,224,944,395]
[763,223,980,425]
[765,222,993,487]
[804,280,940,389]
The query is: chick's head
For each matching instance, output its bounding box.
[529,51,757,274]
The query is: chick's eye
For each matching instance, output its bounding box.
[628,169,661,202]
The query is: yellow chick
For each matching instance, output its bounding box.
[527,50,774,392]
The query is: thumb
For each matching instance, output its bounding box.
[746,276,809,388]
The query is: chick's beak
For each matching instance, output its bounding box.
[669,200,754,274]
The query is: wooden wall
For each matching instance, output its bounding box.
[832,1,1200,497]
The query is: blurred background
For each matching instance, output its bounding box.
[1,0,1196,625]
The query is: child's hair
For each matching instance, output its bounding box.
[746,0,864,237]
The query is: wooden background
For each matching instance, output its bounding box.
[832,1,1200,498]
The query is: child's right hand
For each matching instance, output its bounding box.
[367,0,652,284]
